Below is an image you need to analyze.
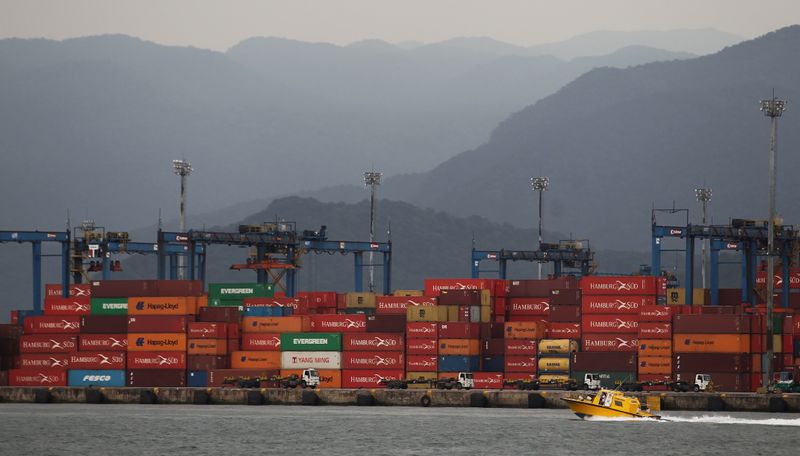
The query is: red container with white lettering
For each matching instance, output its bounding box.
[297,291,338,308]
[308,314,366,333]
[188,322,228,339]
[639,305,674,322]
[581,315,639,334]
[473,372,504,389]
[423,278,495,297]
[68,352,126,369]
[16,354,69,369]
[406,355,438,371]
[507,298,550,316]
[342,351,404,370]
[24,316,81,334]
[504,339,537,355]
[43,296,91,316]
[406,322,438,338]
[638,322,672,339]
[582,334,639,352]
[582,295,654,314]
[9,368,67,386]
[343,333,404,351]
[580,276,658,296]
[406,338,438,355]
[341,369,404,388]
[126,352,187,370]
[79,334,128,351]
[375,296,437,315]
[45,283,91,298]
[19,335,77,353]
[547,322,581,339]
[241,333,282,351]
[504,356,537,373]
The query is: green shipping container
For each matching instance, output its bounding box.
[343,308,375,315]
[772,314,784,334]
[90,297,128,315]
[571,371,638,389]
[280,333,342,351]
[208,283,274,300]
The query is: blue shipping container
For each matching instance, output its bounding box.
[68,370,126,387]
[794,339,800,358]
[188,371,209,387]
[480,356,505,372]
[438,356,480,372]
[244,306,285,317]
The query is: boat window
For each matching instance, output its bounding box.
[614,401,623,407]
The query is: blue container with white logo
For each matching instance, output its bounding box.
[244,306,282,317]
[438,356,480,372]
[68,370,126,387]
[188,371,209,387]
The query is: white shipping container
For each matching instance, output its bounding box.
[281,351,342,369]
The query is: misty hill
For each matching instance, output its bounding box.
[361,26,800,250]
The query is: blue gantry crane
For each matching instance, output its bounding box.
[471,239,594,279]
[0,230,70,312]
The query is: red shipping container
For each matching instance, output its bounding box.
[10,310,18,325]
[507,278,578,298]
[227,323,240,339]
[638,322,672,339]
[494,298,507,319]
[9,368,67,386]
[582,295,655,314]
[549,305,581,322]
[480,323,505,340]
[438,290,482,306]
[127,315,190,333]
[241,333,282,351]
[297,291,338,308]
[582,315,639,334]
[366,315,406,333]
[227,339,239,354]
[673,314,752,334]
[343,333,404,352]
[639,305,674,322]
[188,322,227,339]
[494,280,508,298]
[504,339,537,355]
[406,338,437,355]
[438,322,480,339]
[43,296,91,316]
[45,283,91,298]
[582,334,639,352]
[547,322,581,339]
[79,334,128,351]
[375,296,436,315]
[20,335,77,353]
[68,352,126,369]
[341,369,404,388]
[308,314,366,333]
[91,280,158,298]
[424,278,495,296]
[794,317,800,336]
[507,298,550,316]
[342,351,404,370]
[127,352,187,370]
[127,369,186,387]
[473,372,504,389]
[406,355,438,371]
[580,276,658,295]
[481,339,505,356]
[154,280,204,297]
[406,322,438,338]
[80,316,128,334]
[504,356,537,373]
[16,354,69,369]
[506,316,547,323]
[755,270,800,289]
[24,316,81,334]
[198,307,240,323]
[187,355,229,371]
[550,289,582,306]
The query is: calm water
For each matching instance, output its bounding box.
[0,404,798,455]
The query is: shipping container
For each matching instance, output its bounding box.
[582,334,639,352]
[19,335,77,353]
[438,355,480,372]
[241,333,281,351]
[80,316,127,334]
[480,356,505,372]
[127,297,194,315]
[79,334,128,352]
[438,339,480,356]
[341,369,404,388]
[505,356,537,373]
[406,338,437,355]
[375,296,436,315]
[537,357,569,373]
[188,322,227,339]
[187,355,228,371]
[343,333,404,352]
[673,314,752,334]
[504,321,545,339]
[127,369,186,387]
[230,351,281,369]
[504,339,537,356]
[580,276,658,296]
[438,289,482,306]
[24,316,81,334]
[43,296,91,316]
[344,292,376,308]
[548,305,582,322]
[406,306,446,323]
[672,334,750,353]
[198,306,240,323]
[242,316,307,333]
[280,351,342,369]
[438,322,480,339]
[537,339,579,355]
[473,372,504,389]
[550,289,581,306]
[507,278,578,298]
[45,283,92,298]
[280,332,342,351]
[675,371,750,392]
[406,322,438,338]
[127,315,190,333]
[638,322,672,339]
[127,333,187,352]
[188,339,228,355]
[638,305,674,322]
[507,298,550,316]
[308,315,366,333]
[16,354,69,369]
[581,315,639,334]
[365,315,406,333]
[188,371,209,387]
[208,283,274,299]
[127,352,187,370]
[547,323,581,339]
[207,369,280,387]
[68,369,126,387]
[673,353,752,373]
[570,370,637,389]
[638,357,672,375]
[280,369,342,388]
[638,339,672,357]
[406,355,438,371]
[393,290,424,297]
[424,278,495,297]
[9,368,67,386]
[90,280,158,298]
[666,288,708,305]
[342,351,404,370]
[582,295,655,314]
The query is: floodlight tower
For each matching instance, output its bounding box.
[173,159,193,279]
[364,171,382,293]
[531,176,549,279]
[760,94,786,390]
[695,187,712,289]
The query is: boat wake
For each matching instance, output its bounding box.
[586,415,800,426]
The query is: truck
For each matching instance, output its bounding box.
[770,368,800,393]
[503,374,598,391]
[434,372,474,390]
[223,369,320,389]
[617,373,713,392]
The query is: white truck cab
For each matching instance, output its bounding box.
[458,372,474,389]
[302,369,320,388]
[583,373,601,390]
[693,373,711,392]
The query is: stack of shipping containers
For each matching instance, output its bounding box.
[637,305,674,383]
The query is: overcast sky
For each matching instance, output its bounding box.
[1,0,799,50]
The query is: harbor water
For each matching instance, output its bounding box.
[0,405,799,455]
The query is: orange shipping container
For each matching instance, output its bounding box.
[231,351,281,369]
[241,316,308,333]
[638,339,672,357]
[127,297,194,315]
[438,339,480,356]
[672,334,750,353]
[127,333,187,352]
[280,369,342,388]
[638,356,672,375]
[188,339,228,355]
[504,321,545,339]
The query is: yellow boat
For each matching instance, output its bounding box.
[562,389,660,420]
